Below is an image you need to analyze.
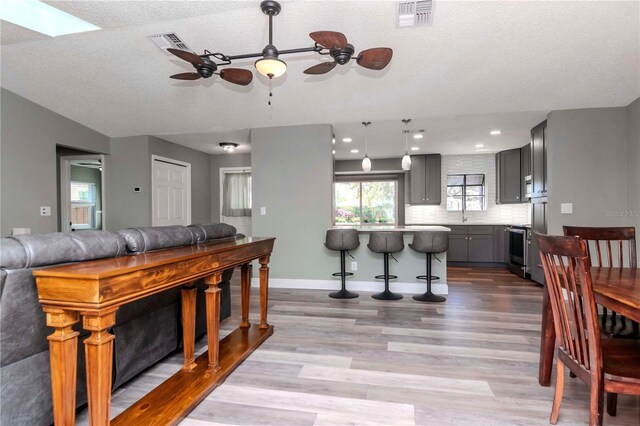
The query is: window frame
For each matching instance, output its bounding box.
[446,173,486,212]
[333,177,399,226]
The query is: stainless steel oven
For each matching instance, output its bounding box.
[507,226,528,277]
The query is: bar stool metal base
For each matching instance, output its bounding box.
[412,292,446,302]
[372,253,403,300]
[329,251,359,299]
[413,253,446,303]
[372,289,403,300]
[329,288,359,299]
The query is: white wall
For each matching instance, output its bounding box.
[406,154,531,225]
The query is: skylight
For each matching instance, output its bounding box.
[0,0,100,37]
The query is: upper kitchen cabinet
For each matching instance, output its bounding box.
[408,154,441,205]
[495,148,522,204]
[531,120,548,199]
[520,143,531,199]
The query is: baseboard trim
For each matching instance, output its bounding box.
[251,278,448,295]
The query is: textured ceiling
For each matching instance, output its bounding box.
[1,1,639,158]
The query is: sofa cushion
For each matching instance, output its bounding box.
[6,231,127,268]
[188,223,237,244]
[0,239,27,269]
[118,226,197,253]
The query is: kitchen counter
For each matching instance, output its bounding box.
[326,225,449,296]
[331,225,451,233]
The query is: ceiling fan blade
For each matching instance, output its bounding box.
[303,62,337,75]
[356,48,393,70]
[309,31,347,49]
[167,48,204,66]
[170,72,201,80]
[219,68,253,86]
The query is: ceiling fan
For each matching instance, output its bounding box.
[166,1,393,85]
[303,32,393,75]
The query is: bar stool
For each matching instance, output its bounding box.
[325,228,360,299]
[368,231,404,300]
[409,231,448,303]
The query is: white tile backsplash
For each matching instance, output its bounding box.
[406,154,531,225]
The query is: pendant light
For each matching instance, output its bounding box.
[362,121,372,172]
[401,118,412,171]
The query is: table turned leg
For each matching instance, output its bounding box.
[44,307,80,426]
[538,287,555,387]
[82,308,117,426]
[181,284,198,371]
[205,273,222,373]
[241,264,252,328]
[259,255,270,330]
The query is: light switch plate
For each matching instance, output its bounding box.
[12,228,31,235]
[351,261,357,271]
[260,207,266,215]
[40,206,51,216]
[561,203,573,214]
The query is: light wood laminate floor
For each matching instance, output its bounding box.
[77,267,640,425]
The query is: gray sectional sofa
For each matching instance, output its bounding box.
[0,223,239,425]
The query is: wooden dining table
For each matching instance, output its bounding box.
[538,267,640,386]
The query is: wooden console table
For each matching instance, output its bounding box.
[33,236,275,425]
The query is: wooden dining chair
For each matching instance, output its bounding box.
[535,232,640,426]
[562,226,638,337]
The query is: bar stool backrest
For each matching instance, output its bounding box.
[368,231,404,253]
[409,231,449,253]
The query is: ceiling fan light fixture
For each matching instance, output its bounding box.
[255,44,287,79]
[219,142,239,153]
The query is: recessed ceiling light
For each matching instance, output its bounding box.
[413,134,423,139]
[475,144,485,148]
[410,147,420,151]
[490,130,502,135]
[350,149,359,154]
[342,138,352,143]
[332,138,336,144]
[0,0,101,37]
[332,150,336,155]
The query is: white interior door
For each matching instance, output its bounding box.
[152,156,191,226]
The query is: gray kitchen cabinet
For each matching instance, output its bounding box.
[496,148,522,204]
[493,225,508,264]
[447,234,469,262]
[521,143,531,198]
[408,154,441,205]
[531,120,548,199]
[530,202,547,284]
[446,225,504,264]
[468,234,494,263]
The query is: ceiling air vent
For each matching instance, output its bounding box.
[396,0,434,28]
[148,32,193,54]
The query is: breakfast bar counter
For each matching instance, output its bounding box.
[326,226,451,295]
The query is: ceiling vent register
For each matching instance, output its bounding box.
[396,0,434,28]
[148,32,193,54]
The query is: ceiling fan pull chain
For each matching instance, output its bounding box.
[268,79,273,106]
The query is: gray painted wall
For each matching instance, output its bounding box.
[546,106,631,236]
[106,136,151,231]
[1,89,110,236]
[627,98,640,234]
[251,124,334,280]
[106,136,213,231]
[148,136,211,226]
[210,153,251,221]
